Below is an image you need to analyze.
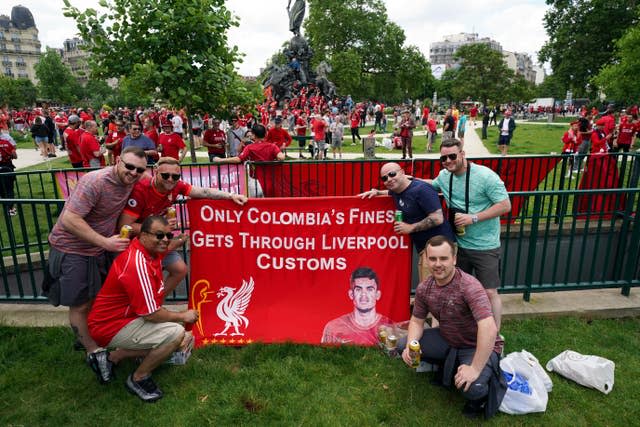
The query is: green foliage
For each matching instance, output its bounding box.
[508,74,536,104]
[63,0,260,161]
[451,43,515,105]
[1,317,639,425]
[33,49,83,104]
[536,74,567,99]
[539,0,639,97]
[593,25,640,104]
[304,0,431,103]
[0,77,36,108]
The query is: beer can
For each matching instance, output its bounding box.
[409,340,421,368]
[386,334,398,350]
[119,224,133,239]
[394,210,403,222]
[455,225,465,236]
[378,328,388,346]
[166,207,177,219]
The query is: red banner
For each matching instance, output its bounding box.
[253,157,562,218]
[188,196,412,348]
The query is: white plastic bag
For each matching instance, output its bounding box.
[546,350,615,394]
[499,350,551,415]
[381,137,392,150]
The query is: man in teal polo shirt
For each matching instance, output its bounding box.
[427,138,511,331]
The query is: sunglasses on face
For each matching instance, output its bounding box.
[380,170,399,182]
[122,161,146,174]
[160,172,181,181]
[147,231,174,241]
[440,153,458,163]
[131,127,141,131]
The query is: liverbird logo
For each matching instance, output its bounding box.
[213,277,255,336]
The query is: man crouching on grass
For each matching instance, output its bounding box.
[87,215,198,403]
[397,236,506,419]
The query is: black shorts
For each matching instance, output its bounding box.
[498,135,511,146]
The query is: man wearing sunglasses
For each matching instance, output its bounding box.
[428,139,510,332]
[118,156,248,294]
[87,215,199,402]
[360,162,455,282]
[122,123,159,165]
[46,146,148,383]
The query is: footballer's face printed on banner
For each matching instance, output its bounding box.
[349,277,380,314]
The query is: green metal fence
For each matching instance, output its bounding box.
[1,155,639,303]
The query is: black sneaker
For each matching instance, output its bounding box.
[126,374,163,403]
[86,349,115,384]
[462,399,485,419]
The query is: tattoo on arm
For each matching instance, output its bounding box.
[412,216,435,232]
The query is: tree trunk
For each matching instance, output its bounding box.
[187,113,197,163]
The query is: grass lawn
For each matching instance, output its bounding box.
[1,316,638,425]
[478,124,567,155]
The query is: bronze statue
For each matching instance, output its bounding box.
[287,0,306,37]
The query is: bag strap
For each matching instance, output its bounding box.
[448,162,471,212]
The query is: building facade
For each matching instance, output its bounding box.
[0,5,41,82]
[429,32,537,84]
[429,33,503,68]
[60,37,90,85]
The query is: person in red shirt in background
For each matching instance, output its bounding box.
[0,105,9,132]
[202,118,226,161]
[294,111,308,158]
[143,118,159,146]
[63,115,84,168]
[54,111,69,150]
[80,120,106,168]
[469,105,478,127]
[0,130,18,216]
[350,109,362,146]
[427,113,438,153]
[264,116,292,152]
[613,110,635,153]
[79,109,93,124]
[311,113,327,160]
[421,105,431,126]
[562,120,580,176]
[213,124,285,197]
[157,122,187,162]
[104,121,127,165]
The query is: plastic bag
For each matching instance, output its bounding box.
[546,350,615,394]
[381,137,392,150]
[499,350,551,415]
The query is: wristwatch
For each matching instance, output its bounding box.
[471,215,479,224]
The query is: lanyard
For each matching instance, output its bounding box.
[449,162,471,212]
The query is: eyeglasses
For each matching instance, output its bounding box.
[131,127,141,131]
[380,170,399,182]
[121,161,146,174]
[145,231,174,241]
[440,153,458,163]
[160,172,181,181]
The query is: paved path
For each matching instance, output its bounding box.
[2,288,638,327]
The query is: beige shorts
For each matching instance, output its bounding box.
[108,317,184,350]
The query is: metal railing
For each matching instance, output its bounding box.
[1,154,639,302]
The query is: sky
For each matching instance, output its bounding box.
[6,0,550,76]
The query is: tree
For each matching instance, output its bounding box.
[398,46,437,104]
[536,74,567,99]
[435,68,460,106]
[0,77,36,108]
[304,0,422,103]
[63,0,259,162]
[451,43,514,106]
[34,49,82,104]
[539,0,639,98]
[593,25,640,104]
[507,74,536,104]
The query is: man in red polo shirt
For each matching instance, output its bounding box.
[202,118,226,161]
[157,122,187,162]
[264,116,292,151]
[143,118,159,145]
[214,124,284,164]
[80,120,106,168]
[104,121,127,165]
[118,156,247,293]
